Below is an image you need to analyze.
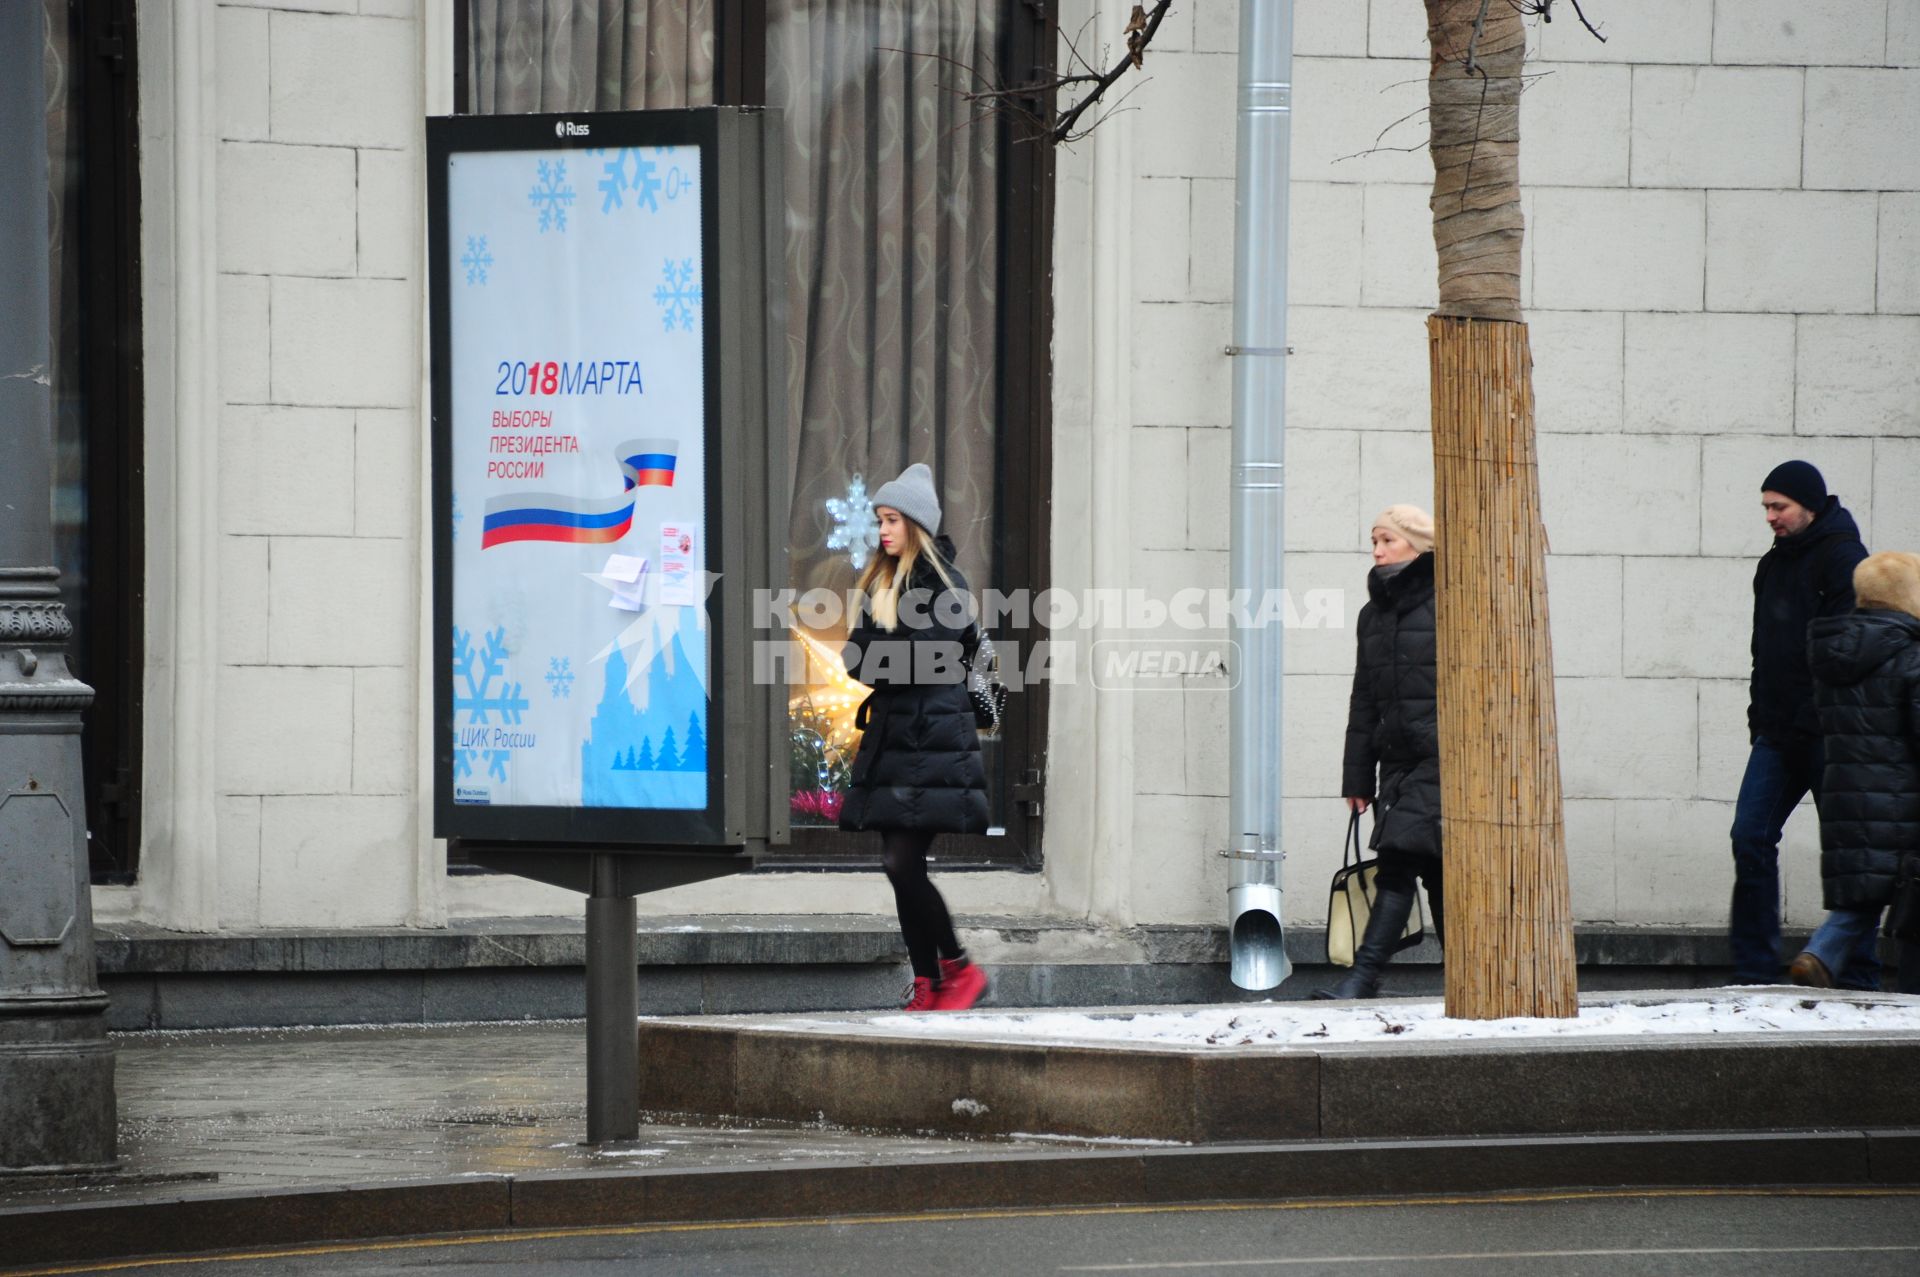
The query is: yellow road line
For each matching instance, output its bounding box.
[6,1184,1919,1277]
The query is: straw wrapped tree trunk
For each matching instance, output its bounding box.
[1425,0,1578,1018]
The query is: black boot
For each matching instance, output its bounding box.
[1313,886,1416,1000]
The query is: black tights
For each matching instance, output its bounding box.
[882,830,962,979]
[1374,851,1445,946]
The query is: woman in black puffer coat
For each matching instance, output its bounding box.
[1790,551,1920,994]
[1316,504,1442,1000]
[839,463,991,1012]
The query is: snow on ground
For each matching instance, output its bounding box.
[858,993,1920,1048]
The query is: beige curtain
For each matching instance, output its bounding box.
[773,0,1000,600]
[469,0,716,112]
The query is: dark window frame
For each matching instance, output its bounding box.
[452,0,1054,874]
[60,0,146,886]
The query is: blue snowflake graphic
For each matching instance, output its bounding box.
[528,160,575,233]
[826,474,881,570]
[461,235,493,284]
[546,657,575,699]
[587,148,661,214]
[452,626,529,783]
[654,258,702,333]
[451,491,463,540]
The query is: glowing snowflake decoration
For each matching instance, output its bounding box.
[825,475,881,571]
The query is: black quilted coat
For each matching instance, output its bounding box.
[1751,498,1868,744]
[1808,609,1920,910]
[1342,552,1441,859]
[838,536,989,835]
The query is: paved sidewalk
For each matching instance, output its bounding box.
[2,1021,1074,1211]
[3,1016,1917,1271]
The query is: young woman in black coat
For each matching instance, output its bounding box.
[1316,504,1441,1000]
[838,463,991,1011]
[1791,551,1920,994]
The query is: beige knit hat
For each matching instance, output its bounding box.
[1372,504,1435,554]
[1854,551,1920,621]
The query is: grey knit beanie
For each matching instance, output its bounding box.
[871,462,941,536]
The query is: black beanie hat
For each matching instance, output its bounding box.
[1761,460,1827,512]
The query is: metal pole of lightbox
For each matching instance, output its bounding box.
[584,853,640,1143]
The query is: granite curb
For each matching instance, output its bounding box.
[4,1129,1918,1269]
[633,993,1920,1143]
[95,918,1767,976]
[94,918,1789,1031]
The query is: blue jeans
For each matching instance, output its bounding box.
[1728,735,1824,983]
[1800,907,1890,992]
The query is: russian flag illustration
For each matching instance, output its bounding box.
[481,492,635,548]
[621,437,678,489]
[481,437,680,549]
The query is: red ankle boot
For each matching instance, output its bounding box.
[932,958,989,1010]
[901,976,937,1011]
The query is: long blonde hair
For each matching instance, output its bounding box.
[856,520,957,632]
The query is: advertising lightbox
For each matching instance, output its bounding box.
[427,108,787,855]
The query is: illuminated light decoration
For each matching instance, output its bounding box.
[825,474,881,570]
[788,627,871,761]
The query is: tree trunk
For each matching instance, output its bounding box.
[1425,0,1578,1019]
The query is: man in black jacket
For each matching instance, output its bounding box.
[1728,460,1871,984]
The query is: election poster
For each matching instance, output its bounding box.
[444,136,710,812]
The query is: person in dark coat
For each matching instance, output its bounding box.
[1316,504,1440,1000]
[1790,552,1920,994]
[1728,460,1872,985]
[839,462,991,1011]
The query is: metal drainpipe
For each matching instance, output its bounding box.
[1225,0,1294,991]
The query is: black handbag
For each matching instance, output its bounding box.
[963,633,1008,734]
[1325,812,1424,966]
[1885,853,1920,943]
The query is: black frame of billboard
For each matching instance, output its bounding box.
[426,109,731,849]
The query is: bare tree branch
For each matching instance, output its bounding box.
[881,1,1175,147]
[1463,0,1496,75]
[1515,0,1608,43]
[1045,1,1175,144]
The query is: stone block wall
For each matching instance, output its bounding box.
[109,0,1919,938]
[208,1,423,927]
[1105,0,1920,929]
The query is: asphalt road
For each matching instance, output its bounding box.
[21,1187,1920,1276]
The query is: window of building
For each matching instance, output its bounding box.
[457,0,1052,869]
[46,0,145,885]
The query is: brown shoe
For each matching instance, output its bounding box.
[1788,951,1834,988]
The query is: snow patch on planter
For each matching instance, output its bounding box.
[863,993,1920,1047]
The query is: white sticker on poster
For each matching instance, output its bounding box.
[659,524,699,606]
[599,553,649,611]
